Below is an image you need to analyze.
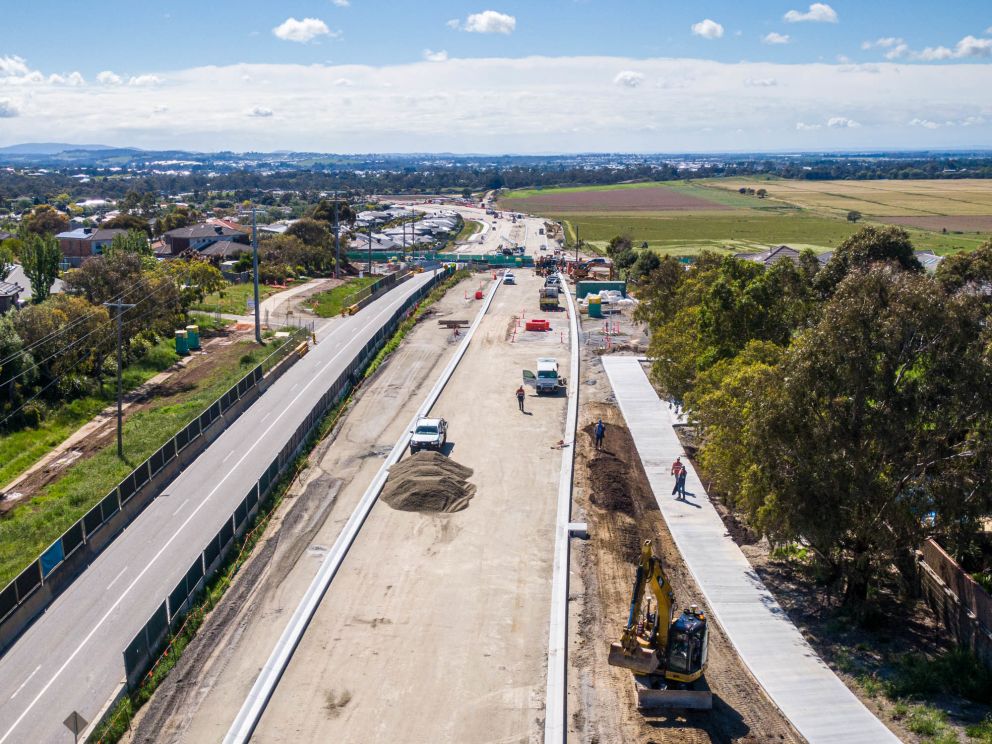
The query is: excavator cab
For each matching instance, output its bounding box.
[665,607,708,683]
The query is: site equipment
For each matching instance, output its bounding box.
[539,286,560,310]
[409,417,448,453]
[608,540,712,710]
[522,357,566,395]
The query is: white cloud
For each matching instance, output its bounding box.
[248,106,274,117]
[909,118,940,129]
[862,37,904,50]
[691,19,724,40]
[796,122,822,130]
[96,70,123,85]
[614,70,645,88]
[0,99,19,118]
[827,116,861,128]
[48,71,85,86]
[423,49,449,63]
[762,32,791,44]
[952,35,992,58]
[446,18,460,30]
[333,77,354,86]
[153,105,169,114]
[2,56,991,153]
[784,3,838,23]
[836,54,851,63]
[462,10,516,35]
[129,74,163,86]
[331,0,349,6]
[272,17,333,43]
[0,56,30,77]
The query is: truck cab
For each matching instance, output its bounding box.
[523,358,566,395]
[410,417,448,453]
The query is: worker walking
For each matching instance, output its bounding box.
[671,457,686,500]
[594,419,606,450]
[516,385,526,412]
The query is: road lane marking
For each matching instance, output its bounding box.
[222,450,235,462]
[0,272,436,744]
[9,666,40,700]
[106,566,128,590]
[171,498,190,516]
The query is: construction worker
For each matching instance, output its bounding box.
[516,385,526,412]
[671,457,685,500]
[594,419,606,450]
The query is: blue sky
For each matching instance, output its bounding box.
[1,1,991,152]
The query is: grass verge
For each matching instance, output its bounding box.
[308,276,377,318]
[190,281,281,315]
[0,333,300,588]
[455,218,482,242]
[0,339,180,490]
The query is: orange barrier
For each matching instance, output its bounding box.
[525,319,551,331]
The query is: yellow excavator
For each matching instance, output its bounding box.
[608,540,712,710]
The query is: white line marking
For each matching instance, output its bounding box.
[9,667,40,700]
[171,498,190,516]
[106,566,128,590]
[0,272,436,744]
[223,450,235,462]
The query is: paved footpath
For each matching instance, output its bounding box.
[601,356,899,744]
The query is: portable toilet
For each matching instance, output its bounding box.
[587,294,603,319]
[186,324,201,351]
[175,329,189,356]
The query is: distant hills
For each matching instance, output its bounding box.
[0,143,121,155]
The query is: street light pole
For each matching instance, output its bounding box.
[252,205,262,345]
[103,300,136,459]
[333,192,340,280]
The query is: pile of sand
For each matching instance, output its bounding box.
[382,451,475,513]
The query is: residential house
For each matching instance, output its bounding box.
[56,227,127,267]
[199,240,248,260]
[0,280,22,314]
[734,245,802,267]
[162,224,249,257]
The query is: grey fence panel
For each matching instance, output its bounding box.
[0,583,16,622]
[234,499,248,531]
[123,629,149,690]
[218,518,234,551]
[259,470,270,494]
[203,535,221,571]
[40,541,64,579]
[175,426,188,451]
[168,576,188,621]
[118,472,135,503]
[162,438,176,463]
[199,409,213,430]
[149,448,164,476]
[185,556,204,592]
[82,504,103,538]
[100,490,121,522]
[61,519,84,557]
[247,485,259,514]
[209,401,220,420]
[132,460,150,491]
[146,601,168,651]
[14,563,41,602]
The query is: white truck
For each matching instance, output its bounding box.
[410,417,448,453]
[523,357,566,395]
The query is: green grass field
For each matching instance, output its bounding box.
[0,336,292,588]
[308,276,377,317]
[455,219,482,242]
[191,282,281,315]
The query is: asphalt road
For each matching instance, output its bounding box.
[0,270,437,744]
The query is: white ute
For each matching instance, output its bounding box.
[410,417,448,453]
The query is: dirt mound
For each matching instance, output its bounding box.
[382,451,475,513]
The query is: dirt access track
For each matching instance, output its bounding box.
[129,269,572,742]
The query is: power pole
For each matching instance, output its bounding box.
[367,222,373,276]
[251,206,262,344]
[333,193,341,280]
[103,300,135,459]
[574,223,580,264]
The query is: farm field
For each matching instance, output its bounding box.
[500,179,990,255]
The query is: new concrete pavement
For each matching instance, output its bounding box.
[0,271,437,744]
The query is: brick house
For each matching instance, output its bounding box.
[55,228,127,267]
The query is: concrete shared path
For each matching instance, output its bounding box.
[601,355,899,744]
[0,271,438,744]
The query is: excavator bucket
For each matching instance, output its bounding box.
[608,642,660,675]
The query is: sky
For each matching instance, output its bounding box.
[0,0,991,153]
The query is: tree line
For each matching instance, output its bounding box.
[634,227,992,612]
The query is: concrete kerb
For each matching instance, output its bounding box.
[223,272,500,744]
[543,272,580,744]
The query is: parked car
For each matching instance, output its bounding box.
[410,417,448,453]
[544,274,561,288]
[503,271,516,285]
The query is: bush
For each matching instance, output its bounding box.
[886,649,992,704]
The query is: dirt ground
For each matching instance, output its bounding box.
[126,270,570,743]
[249,268,569,742]
[566,306,802,744]
[0,326,255,511]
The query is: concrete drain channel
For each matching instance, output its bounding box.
[224,276,502,744]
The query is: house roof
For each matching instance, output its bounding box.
[199,240,248,258]
[0,280,22,298]
[165,224,244,239]
[735,245,802,266]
